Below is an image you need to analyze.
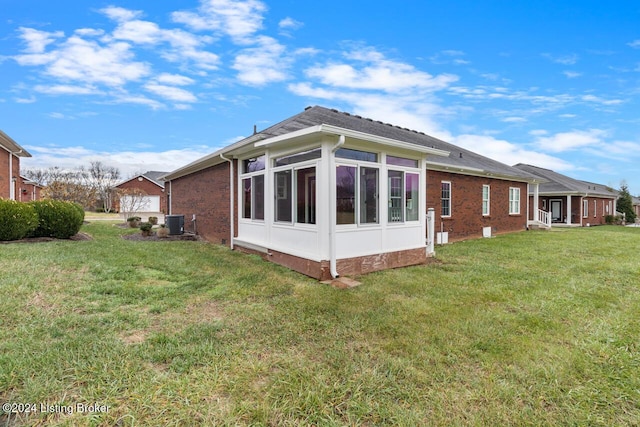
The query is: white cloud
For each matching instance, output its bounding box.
[542,53,579,65]
[453,134,575,171]
[172,0,267,44]
[581,94,623,105]
[502,116,526,123]
[99,6,143,22]
[144,83,198,103]
[15,34,151,87]
[156,73,195,86]
[15,96,36,104]
[279,17,303,30]
[17,27,64,53]
[628,40,640,49]
[22,145,216,179]
[534,129,608,153]
[304,48,458,93]
[563,71,581,78]
[232,36,288,85]
[34,84,102,95]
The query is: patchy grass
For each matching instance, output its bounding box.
[1,223,639,426]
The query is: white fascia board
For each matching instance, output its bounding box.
[255,124,451,157]
[0,130,32,157]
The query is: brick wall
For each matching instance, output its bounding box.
[426,170,528,241]
[0,151,20,200]
[169,161,237,245]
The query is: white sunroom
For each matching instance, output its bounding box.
[226,124,449,279]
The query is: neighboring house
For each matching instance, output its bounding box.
[513,164,618,226]
[0,130,32,200]
[163,106,541,280]
[19,176,42,201]
[630,196,640,222]
[115,171,168,213]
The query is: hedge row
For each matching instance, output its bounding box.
[0,199,85,241]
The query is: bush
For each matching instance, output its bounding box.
[140,222,153,236]
[0,199,39,241]
[29,200,85,239]
[148,216,158,225]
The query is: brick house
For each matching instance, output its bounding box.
[19,176,42,201]
[163,106,541,280]
[1,130,32,200]
[115,171,168,213]
[514,164,618,226]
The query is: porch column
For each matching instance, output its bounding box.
[566,195,572,225]
[426,208,435,255]
[532,183,539,222]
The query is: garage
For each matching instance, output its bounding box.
[120,195,160,212]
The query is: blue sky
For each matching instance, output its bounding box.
[1,0,639,194]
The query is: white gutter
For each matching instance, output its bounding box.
[220,153,235,250]
[168,180,172,214]
[329,135,345,278]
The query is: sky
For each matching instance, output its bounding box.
[1,0,639,194]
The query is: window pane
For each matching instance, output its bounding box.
[336,166,356,224]
[388,170,403,222]
[275,170,292,222]
[441,182,451,216]
[243,156,265,173]
[406,173,419,221]
[253,175,264,220]
[242,178,251,219]
[387,155,418,168]
[509,188,520,214]
[296,167,316,224]
[274,148,321,167]
[360,167,379,223]
[335,148,378,162]
[482,185,490,216]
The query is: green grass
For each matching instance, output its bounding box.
[1,223,639,426]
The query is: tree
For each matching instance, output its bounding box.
[118,188,149,220]
[617,182,637,224]
[83,161,121,213]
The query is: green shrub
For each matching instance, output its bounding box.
[0,199,39,241]
[29,200,85,239]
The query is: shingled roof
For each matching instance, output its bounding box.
[513,164,617,198]
[164,105,539,182]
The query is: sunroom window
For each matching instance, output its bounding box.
[388,171,419,222]
[336,165,378,225]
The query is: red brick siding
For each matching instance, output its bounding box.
[116,177,167,213]
[169,161,237,245]
[426,170,528,241]
[0,151,20,200]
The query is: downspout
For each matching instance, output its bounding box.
[168,180,172,214]
[329,135,345,278]
[220,154,235,250]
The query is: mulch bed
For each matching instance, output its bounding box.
[122,232,200,241]
[0,232,93,244]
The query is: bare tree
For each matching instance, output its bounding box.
[118,188,149,220]
[82,161,121,213]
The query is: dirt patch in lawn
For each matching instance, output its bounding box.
[0,232,93,244]
[122,232,201,242]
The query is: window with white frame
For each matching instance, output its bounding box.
[482,185,490,216]
[441,181,451,217]
[336,164,379,225]
[241,156,265,220]
[509,187,520,214]
[594,200,597,218]
[273,150,318,224]
[387,170,420,223]
[583,199,589,218]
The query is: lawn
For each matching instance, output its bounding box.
[1,223,639,426]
